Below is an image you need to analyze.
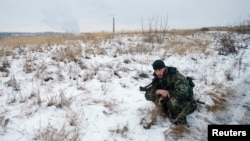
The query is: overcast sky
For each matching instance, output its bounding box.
[0,0,249,33]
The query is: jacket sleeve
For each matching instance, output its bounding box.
[170,72,190,100]
[145,80,159,105]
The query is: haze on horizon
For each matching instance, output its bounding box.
[0,0,249,33]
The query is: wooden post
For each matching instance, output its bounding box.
[113,17,115,37]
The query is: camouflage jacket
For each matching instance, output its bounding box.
[145,66,194,105]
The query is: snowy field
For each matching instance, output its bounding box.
[0,31,250,141]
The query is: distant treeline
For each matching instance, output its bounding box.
[0,32,66,39]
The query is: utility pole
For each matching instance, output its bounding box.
[113,17,115,37]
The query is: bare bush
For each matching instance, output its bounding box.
[33,123,80,141]
[23,60,35,73]
[109,124,129,137]
[141,15,168,44]
[5,75,20,91]
[218,33,238,54]
[0,57,10,77]
[47,92,72,108]
[54,45,82,62]
[205,85,234,112]
[224,70,234,81]
[0,60,10,77]
[214,32,247,55]
[233,14,250,34]
[0,116,9,134]
[1,57,10,68]
[28,91,42,105]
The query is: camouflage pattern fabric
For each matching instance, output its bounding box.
[145,67,197,124]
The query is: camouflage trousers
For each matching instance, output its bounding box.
[159,98,197,125]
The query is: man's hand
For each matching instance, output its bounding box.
[156,89,170,98]
[156,89,170,106]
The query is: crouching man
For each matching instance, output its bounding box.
[145,60,197,126]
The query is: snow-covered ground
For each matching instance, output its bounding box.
[0,31,249,141]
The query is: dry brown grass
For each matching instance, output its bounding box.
[164,125,190,140]
[163,35,211,55]
[205,84,234,112]
[33,123,80,141]
[0,32,113,49]
[206,92,228,112]
[168,26,245,35]
[54,44,83,62]
[0,26,241,51]
[138,106,167,129]
[169,28,201,35]
[47,92,72,108]
[0,28,214,58]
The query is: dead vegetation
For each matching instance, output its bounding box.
[164,125,190,140]
[0,32,113,49]
[109,124,129,137]
[205,84,234,112]
[33,123,80,141]
[0,23,249,140]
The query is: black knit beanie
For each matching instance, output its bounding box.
[152,60,166,70]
